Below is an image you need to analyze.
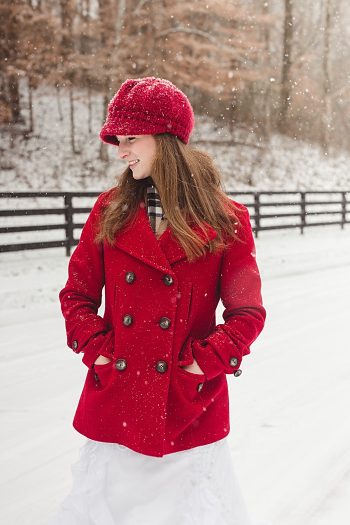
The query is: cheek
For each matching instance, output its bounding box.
[145,139,157,160]
[146,149,156,165]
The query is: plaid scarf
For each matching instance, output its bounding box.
[145,184,166,234]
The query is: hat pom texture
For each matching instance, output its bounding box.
[99,77,195,145]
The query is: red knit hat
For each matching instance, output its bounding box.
[99,77,195,145]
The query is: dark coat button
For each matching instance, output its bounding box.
[156,360,168,373]
[163,274,173,286]
[123,314,133,326]
[197,382,204,392]
[234,369,242,377]
[229,357,238,367]
[125,271,135,284]
[159,317,171,329]
[72,340,78,352]
[115,358,127,371]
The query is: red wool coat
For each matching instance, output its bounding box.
[59,188,266,457]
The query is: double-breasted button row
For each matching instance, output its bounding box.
[123,271,173,330]
[121,269,172,376]
[122,314,171,329]
[125,271,174,287]
[112,358,168,374]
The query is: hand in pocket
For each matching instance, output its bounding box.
[94,355,112,365]
[180,357,204,375]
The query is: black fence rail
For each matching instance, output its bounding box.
[0,190,349,256]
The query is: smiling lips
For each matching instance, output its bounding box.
[129,160,140,167]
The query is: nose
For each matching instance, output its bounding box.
[118,143,129,160]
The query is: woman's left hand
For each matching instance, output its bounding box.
[180,357,204,375]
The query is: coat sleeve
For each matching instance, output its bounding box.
[183,203,266,381]
[58,191,114,369]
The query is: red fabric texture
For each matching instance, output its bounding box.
[59,188,266,457]
[99,77,195,145]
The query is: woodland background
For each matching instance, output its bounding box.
[1,0,349,190]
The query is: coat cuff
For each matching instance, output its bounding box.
[179,335,243,381]
[81,330,114,369]
[191,339,242,381]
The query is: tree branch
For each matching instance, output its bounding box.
[155,26,258,65]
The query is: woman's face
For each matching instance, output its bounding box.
[116,135,157,180]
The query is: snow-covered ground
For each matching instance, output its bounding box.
[1,223,350,525]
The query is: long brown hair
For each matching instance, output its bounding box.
[96,133,243,262]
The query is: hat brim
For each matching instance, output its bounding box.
[99,119,169,146]
[99,120,189,146]
[99,126,119,145]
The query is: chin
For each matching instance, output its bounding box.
[133,173,150,180]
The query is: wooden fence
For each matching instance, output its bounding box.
[0,190,349,256]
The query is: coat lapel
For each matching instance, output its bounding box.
[114,203,218,273]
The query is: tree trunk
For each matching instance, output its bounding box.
[99,93,109,161]
[320,0,332,155]
[56,85,64,121]
[87,83,92,134]
[278,0,294,133]
[28,77,34,133]
[69,85,78,154]
[115,0,126,47]
[8,74,23,124]
[261,1,272,140]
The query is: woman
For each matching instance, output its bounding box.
[51,77,267,525]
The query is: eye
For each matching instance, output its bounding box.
[127,137,136,142]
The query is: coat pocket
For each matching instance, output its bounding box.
[92,360,114,389]
[176,366,205,402]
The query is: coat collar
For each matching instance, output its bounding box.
[113,202,218,273]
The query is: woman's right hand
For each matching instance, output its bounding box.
[94,355,112,365]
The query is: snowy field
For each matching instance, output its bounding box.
[1,223,350,525]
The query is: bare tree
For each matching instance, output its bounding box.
[0,0,59,133]
[320,0,333,155]
[278,0,294,133]
[59,0,78,153]
[0,1,27,125]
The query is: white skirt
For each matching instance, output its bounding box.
[49,437,268,525]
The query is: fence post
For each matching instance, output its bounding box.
[300,192,306,234]
[64,194,73,256]
[341,191,346,230]
[254,192,260,238]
